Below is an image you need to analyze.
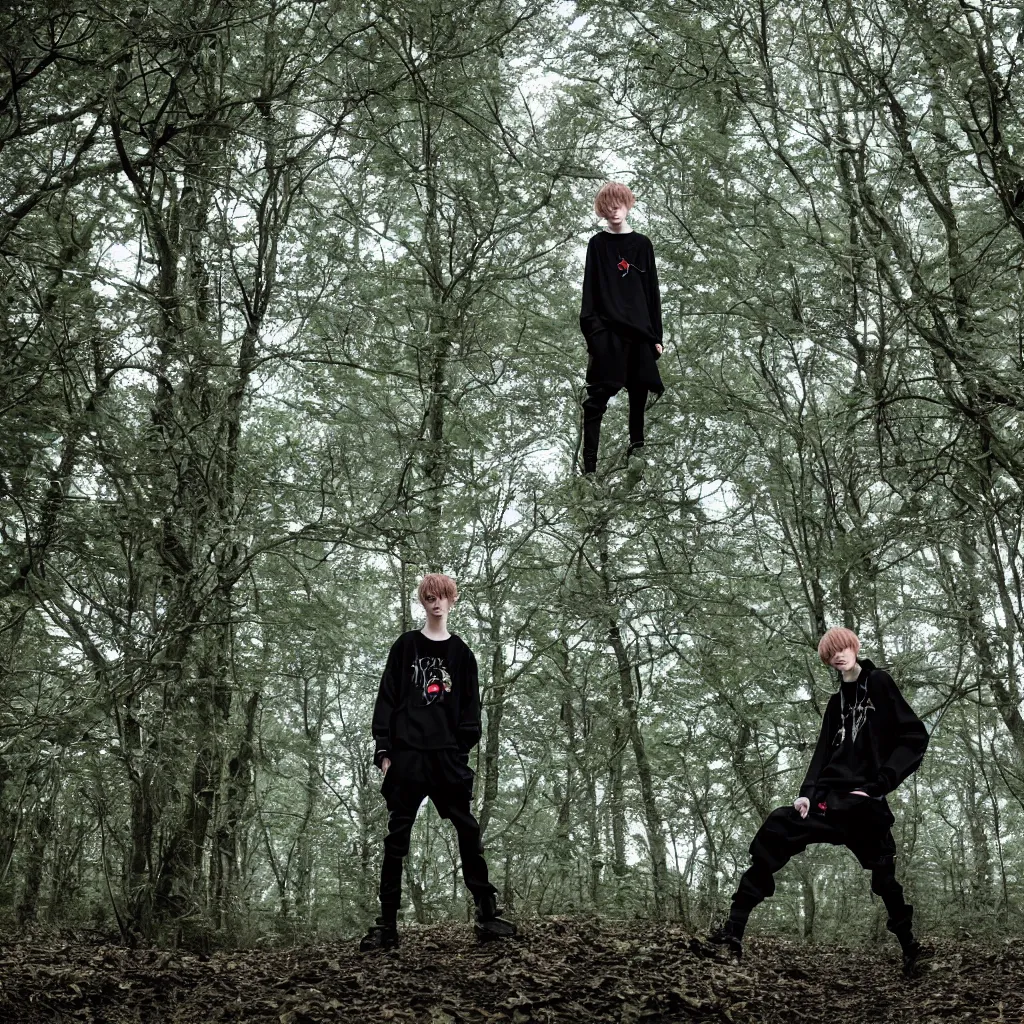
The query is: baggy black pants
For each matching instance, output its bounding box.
[582,386,648,472]
[378,750,496,920]
[729,798,914,943]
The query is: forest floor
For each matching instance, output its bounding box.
[1,918,1021,1024]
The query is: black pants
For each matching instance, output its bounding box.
[378,751,495,920]
[729,799,914,944]
[582,385,648,472]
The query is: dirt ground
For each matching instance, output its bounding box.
[1,919,1021,1023]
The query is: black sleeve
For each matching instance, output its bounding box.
[863,671,928,796]
[579,237,603,340]
[457,650,482,752]
[799,699,833,799]
[371,639,402,768]
[645,238,663,346]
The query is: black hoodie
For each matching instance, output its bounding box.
[371,631,481,769]
[799,659,928,803]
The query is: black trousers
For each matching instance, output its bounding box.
[582,385,648,472]
[729,799,914,944]
[378,750,495,920]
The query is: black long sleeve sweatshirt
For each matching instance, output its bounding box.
[579,231,662,346]
[799,659,928,802]
[371,631,482,769]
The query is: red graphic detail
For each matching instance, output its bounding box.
[617,255,644,277]
[817,801,828,812]
[427,683,441,695]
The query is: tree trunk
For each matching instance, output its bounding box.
[15,806,52,928]
[608,730,628,880]
[606,620,669,917]
[478,634,507,838]
[212,690,260,932]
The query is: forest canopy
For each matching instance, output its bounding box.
[1,0,1023,947]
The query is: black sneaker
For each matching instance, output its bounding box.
[359,919,399,951]
[474,894,517,941]
[901,941,935,976]
[704,921,743,960]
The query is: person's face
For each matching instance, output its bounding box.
[604,202,630,228]
[422,592,453,619]
[829,646,858,673]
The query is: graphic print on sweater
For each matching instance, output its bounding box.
[833,694,876,746]
[412,655,453,706]
[617,254,645,277]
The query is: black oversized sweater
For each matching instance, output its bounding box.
[579,230,663,346]
[799,659,928,803]
[371,631,482,769]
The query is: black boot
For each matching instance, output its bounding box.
[359,917,399,952]
[474,893,517,941]
[900,938,936,976]
[700,918,743,960]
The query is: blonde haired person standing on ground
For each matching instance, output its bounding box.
[702,628,933,975]
[360,574,515,950]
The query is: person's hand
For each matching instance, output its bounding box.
[793,797,810,819]
[381,757,391,775]
[850,789,869,797]
[655,343,663,355]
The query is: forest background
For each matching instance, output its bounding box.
[2,0,1024,952]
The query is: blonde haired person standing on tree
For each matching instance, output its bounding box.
[578,181,664,478]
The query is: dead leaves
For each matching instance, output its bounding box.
[0,922,1021,1023]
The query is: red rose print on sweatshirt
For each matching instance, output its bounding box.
[617,255,645,277]
[413,656,453,706]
